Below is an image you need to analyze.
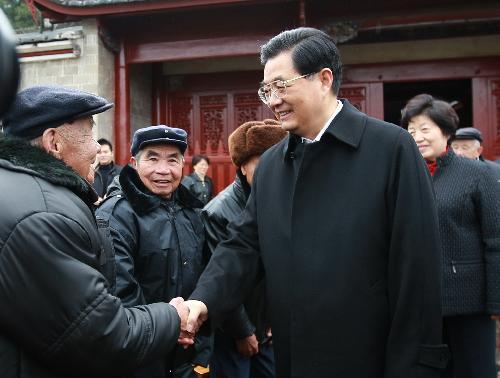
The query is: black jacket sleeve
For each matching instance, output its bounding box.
[0,212,180,377]
[201,209,256,339]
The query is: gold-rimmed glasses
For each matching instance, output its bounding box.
[257,73,315,105]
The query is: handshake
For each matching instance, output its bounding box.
[169,297,208,347]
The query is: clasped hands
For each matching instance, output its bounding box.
[168,297,208,347]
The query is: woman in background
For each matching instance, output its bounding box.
[401,93,500,378]
[182,154,214,207]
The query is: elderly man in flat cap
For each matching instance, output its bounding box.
[451,127,500,182]
[202,119,287,378]
[0,86,191,378]
[96,125,211,378]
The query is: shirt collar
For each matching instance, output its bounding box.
[301,100,343,144]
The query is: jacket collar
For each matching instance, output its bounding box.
[284,99,366,159]
[118,164,203,216]
[0,135,98,206]
[235,169,251,200]
[436,146,455,168]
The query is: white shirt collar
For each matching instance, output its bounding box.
[301,100,343,144]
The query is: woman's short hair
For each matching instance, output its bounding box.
[401,94,459,137]
[192,154,210,168]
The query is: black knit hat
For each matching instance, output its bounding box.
[131,125,188,156]
[2,85,113,140]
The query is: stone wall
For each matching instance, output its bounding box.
[130,63,152,137]
[18,19,115,142]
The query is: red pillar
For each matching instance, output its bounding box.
[114,40,130,165]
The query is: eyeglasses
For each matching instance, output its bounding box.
[257,73,315,104]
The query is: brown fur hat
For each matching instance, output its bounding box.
[229,119,288,167]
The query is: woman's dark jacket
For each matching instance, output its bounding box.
[190,100,447,378]
[96,164,211,377]
[0,136,180,378]
[433,149,500,316]
[181,172,213,207]
[202,171,268,341]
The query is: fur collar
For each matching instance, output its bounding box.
[118,164,203,216]
[0,135,98,206]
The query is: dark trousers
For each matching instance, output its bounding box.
[442,314,496,378]
[211,332,275,378]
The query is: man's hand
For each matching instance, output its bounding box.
[236,334,259,357]
[185,300,208,335]
[169,297,194,346]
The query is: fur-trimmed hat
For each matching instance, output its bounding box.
[229,119,288,167]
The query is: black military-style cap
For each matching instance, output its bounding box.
[1,85,113,140]
[131,125,188,156]
[454,127,483,143]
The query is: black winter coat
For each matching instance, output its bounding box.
[433,150,500,316]
[181,172,213,207]
[0,136,180,378]
[202,171,268,341]
[93,162,123,198]
[96,164,211,377]
[191,100,447,378]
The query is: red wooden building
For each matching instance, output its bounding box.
[32,0,500,192]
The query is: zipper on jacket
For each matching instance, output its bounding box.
[451,260,457,274]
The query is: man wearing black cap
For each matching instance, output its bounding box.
[96,125,210,378]
[0,85,191,378]
[451,127,500,181]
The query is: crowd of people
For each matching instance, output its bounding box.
[0,26,499,378]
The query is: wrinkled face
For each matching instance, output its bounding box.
[407,114,449,161]
[451,139,482,160]
[193,159,209,177]
[57,117,100,182]
[263,51,328,140]
[97,144,113,165]
[131,144,184,199]
[241,155,260,186]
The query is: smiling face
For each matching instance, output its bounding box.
[407,114,449,161]
[131,144,184,199]
[262,50,335,140]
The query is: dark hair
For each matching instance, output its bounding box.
[400,94,459,137]
[97,138,113,151]
[192,154,210,168]
[260,27,342,95]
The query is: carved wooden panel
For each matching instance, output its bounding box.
[170,96,193,146]
[234,93,262,127]
[200,95,227,153]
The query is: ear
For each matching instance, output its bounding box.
[130,156,138,169]
[40,128,62,159]
[478,145,484,155]
[318,68,334,92]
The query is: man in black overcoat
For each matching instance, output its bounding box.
[183,27,447,378]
